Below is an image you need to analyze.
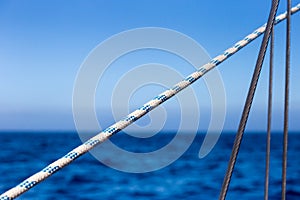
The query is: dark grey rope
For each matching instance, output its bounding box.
[282,0,291,199]
[264,26,274,200]
[218,1,280,199]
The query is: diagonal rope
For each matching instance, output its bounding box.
[1,3,300,200]
[264,26,274,200]
[282,0,291,199]
[218,1,280,199]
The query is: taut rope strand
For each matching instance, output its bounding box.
[282,0,291,199]
[1,3,300,200]
[218,0,280,199]
[264,23,274,200]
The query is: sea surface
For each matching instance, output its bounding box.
[0,132,299,200]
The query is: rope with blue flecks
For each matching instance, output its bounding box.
[1,3,300,200]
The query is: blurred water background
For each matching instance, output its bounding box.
[0,132,299,200]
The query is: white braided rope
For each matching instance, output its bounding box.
[1,4,300,200]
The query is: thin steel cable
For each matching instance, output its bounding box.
[264,26,274,200]
[219,1,280,199]
[1,3,300,200]
[282,0,291,199]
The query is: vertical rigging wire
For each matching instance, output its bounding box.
[264,26,274,200]
[1,2,300,200]
[218,1,280,199]
[282,0,291,199]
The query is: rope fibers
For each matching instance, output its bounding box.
[1,3,300,200]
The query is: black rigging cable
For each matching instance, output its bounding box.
[218,1,280,199]
[264,26,274,200]
[282,0,291,199]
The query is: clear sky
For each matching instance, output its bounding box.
[0,0,299,132]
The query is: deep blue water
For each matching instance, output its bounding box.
[0,132,299,200]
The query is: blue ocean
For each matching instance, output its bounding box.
[0,132,299,200]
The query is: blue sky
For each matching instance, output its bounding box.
[0,0,299,132]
